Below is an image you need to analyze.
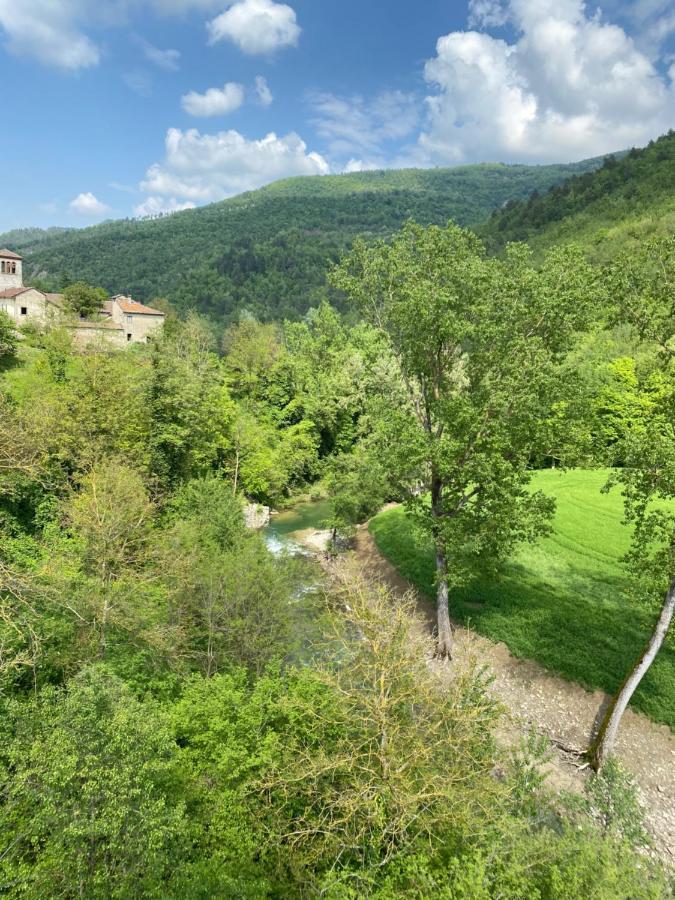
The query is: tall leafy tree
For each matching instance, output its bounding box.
[589,236,674,770]
[332,222,597,655]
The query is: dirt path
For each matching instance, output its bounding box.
[349,525,675,864]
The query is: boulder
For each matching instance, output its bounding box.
[244,503,271,530]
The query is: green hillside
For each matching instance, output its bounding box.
[480,131,675,260]
[1,158,603,322]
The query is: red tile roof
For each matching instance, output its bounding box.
[0,248,22,260]
[0,287,32,298]
[114,296,164,316]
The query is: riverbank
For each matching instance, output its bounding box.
[344,525,675,866]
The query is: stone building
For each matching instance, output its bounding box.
[0,248,165,346]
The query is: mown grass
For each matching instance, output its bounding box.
[369,469,674,728]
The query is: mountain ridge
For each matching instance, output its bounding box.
[1,157,608,322]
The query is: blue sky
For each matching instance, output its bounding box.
[1,0,674,231]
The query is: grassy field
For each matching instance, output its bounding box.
[369,469,674,728]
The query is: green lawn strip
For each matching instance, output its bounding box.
[369,469,674,729]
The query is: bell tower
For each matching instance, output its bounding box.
[0,249,23,290]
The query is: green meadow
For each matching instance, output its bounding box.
[369,469,674,728]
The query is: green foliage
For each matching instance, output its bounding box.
[2,158,604,322]
[147,315,233,488]
[332,221,600,648]
[0,667,188,898]
[583,758,650,848]
[0,311,17,361]
[62,281,108,318]
[370,469,675,726]
[481,131,675,261]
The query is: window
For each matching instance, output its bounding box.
[20,307,27,316]
[126,315,133,325]
[0,262,4,273]
[10,262,16,274]
[127,333,132,342]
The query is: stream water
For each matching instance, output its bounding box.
[263,499,333,556]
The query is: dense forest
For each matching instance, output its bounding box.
[480,131,675,260]
[1,132,674,896]
[1,158,604,323]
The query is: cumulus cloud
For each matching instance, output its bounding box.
[0,0,100,70]
[182,82,245,116]
[139,127,329,210]
[133,196,196,217]
[309,90,420,162]
[207,0,300,54]
[0,0,229,71]
[70,192,110,216]
[419,0,675,164]
[254,75,273,106]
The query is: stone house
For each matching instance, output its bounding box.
[0,248,165,346]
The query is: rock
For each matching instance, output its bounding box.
[244,503,271,530]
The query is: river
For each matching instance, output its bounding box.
[264,499,333,556]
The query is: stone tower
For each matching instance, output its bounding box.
[0,249,23,290]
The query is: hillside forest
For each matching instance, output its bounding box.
[0,132,673,897]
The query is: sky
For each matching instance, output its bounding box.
[1,0,674,231]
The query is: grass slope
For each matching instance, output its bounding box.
[369,469,674,728]
[0,158,603,322]
[480,131,675,262]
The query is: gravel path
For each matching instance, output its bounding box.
[348,526,675,865]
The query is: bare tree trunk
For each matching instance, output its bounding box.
[589,577,674,771]
[435,548,453,658]
[233,446,240,497]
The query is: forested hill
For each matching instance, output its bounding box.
[480,131,674,259]
[2,158,603,322]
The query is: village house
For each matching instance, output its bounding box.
[0,248,164,346]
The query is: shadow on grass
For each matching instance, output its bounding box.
[370,509,674,729]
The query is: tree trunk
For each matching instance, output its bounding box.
[233,446,240,497]
[435,548,453,658]
[589,577,674,771]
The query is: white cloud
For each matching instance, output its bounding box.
[182,82,245,116]
[343,158,381,173]
[254,75,273,106]
[135,35,180,70]
[133,196,196,217]
[419,0,675,164]
[309,90,420,160]
[70,192,110,216]
[0,0,232,71]
[139,127,329,208]
[207,0,300,54]
[0,0,100,70]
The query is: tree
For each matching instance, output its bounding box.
[0,667,187,897]
[222,318,283,398]
[260,572,504,890]
[332,222,597,655]
[160,478,296,675]
[147,314,233,488]
[589,238,674,770]
[63,460,156,659]
[0,310,17,360]
[62,281,108,318]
